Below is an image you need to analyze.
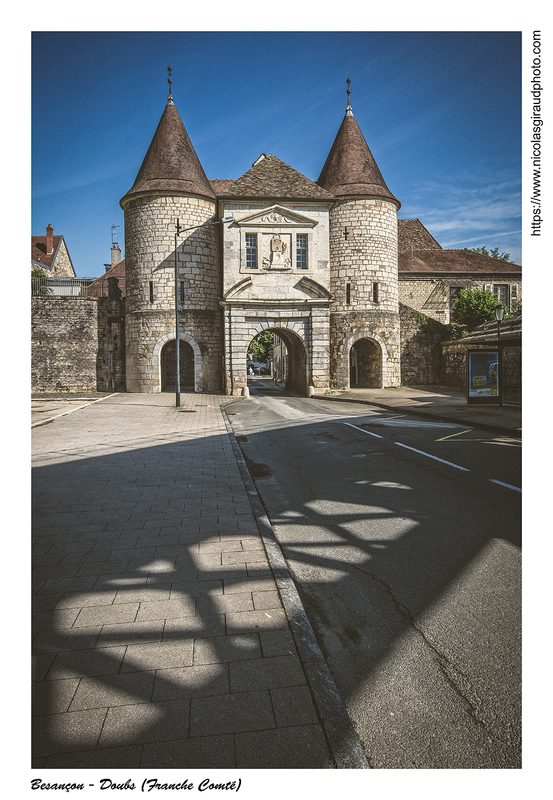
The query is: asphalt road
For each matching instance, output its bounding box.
[225,381,521,769]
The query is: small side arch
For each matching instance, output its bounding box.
[345,332,388,389]
[153,332,204,393]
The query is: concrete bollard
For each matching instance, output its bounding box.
[241,386,250,397]
[308,386,315,397]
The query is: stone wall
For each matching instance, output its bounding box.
[31,296,125,393]
[96,299,126,392]
[439,339,468,387]
[399,279,448,322]
[399,303,446,385]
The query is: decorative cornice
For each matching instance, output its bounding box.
[234,205,318,228]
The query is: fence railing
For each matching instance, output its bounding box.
[31,276,126,298]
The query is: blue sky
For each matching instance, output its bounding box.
[32,30,522,276]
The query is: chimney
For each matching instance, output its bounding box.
[46,224,54,256]
[111,243,121,267]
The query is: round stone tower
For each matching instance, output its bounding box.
[120,73,222,393]
[318,82,401,389]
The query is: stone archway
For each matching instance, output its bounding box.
[224,306,329,396]
[271,328,308,394]
[153,332,204,392]
[249,327,309,395]
[349,337,383,388]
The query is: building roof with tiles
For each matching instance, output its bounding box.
[398,248,521,275]
[317,89,400,207]
[217,153,335,201]
[398,219,443,253]
[120,99,216,206]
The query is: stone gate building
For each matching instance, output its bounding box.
[119,76,402,396]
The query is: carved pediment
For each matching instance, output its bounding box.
[234,205,317,228]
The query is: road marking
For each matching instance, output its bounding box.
[435,429,474,442]
[343,422,384,439]
[394,442,470,471]
[489,479,522,493]
[31,393,119,428]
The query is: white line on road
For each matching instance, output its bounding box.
[343,422,384,439]
[394,442,470,471]
[31,393,119,428]
[489,479,522,493]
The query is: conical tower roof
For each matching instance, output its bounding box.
[120,99,215,207]
[317,89,400,207]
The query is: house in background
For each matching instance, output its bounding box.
[397,219,521,324]
[31,224,76,278]
[82,243,126,298]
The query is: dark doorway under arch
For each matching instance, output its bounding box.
[254,328,308,395]
[161,339,194,391]
[350,338,382,388]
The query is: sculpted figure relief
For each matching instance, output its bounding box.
[263,233,291,269]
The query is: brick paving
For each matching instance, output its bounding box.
[31,392,336,769]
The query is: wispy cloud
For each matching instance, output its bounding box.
[444,230,522,246]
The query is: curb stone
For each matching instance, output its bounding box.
[221,406,371,770]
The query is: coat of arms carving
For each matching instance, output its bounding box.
[263,233,291,269]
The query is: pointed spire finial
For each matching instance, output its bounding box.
[167,65,174,104]
[346,77,353,116]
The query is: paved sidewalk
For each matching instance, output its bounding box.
[316,385,521,438]
[32,392,362,770]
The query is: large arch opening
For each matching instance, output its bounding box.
[248,328,308,395]
[350,338,382,388]
[161,339,194,391]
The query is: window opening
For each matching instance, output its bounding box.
[296,234,308,269]
[346,283,351,305]
[493,284,508,308]
[245,233,258,269]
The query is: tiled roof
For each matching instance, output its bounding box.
[398,219,442,252]
[317,113,400,206]
[120,102,215,206]
[31,235,62,269]
[399,249,522,274]
[82,260,126,297]
[209,179,235,194]
[218,154,335,200]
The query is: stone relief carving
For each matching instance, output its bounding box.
[260,211,288,224]
[262,233,291,269]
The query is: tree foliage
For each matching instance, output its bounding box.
[452,287,500,329]
[31,267,53,295]
[470,246,512,263]
[248,331,274,361]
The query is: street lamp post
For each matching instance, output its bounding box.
[495,303,505,406]
[173,216,234,409]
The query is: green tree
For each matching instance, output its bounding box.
[31,267,53,295]
[452,287,500,329]
[470,245,512,262]
[248,331,274,361]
